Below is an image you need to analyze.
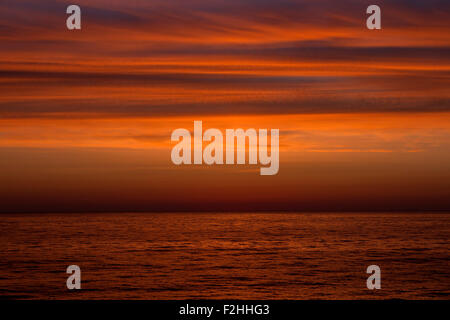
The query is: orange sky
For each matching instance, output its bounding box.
[1,0,450,212]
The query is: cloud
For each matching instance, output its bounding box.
[0,0,449,119]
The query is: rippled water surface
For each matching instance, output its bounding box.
[0,212,448,299]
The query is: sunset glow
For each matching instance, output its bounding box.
[1,0,449,212]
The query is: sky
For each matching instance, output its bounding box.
[0,0,449,212]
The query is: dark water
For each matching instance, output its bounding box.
[0,212,448,299]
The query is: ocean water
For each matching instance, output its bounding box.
[0,212,448,299]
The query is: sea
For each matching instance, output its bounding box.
[0,212,448,299]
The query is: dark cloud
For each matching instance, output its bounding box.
[1,0,449,118]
